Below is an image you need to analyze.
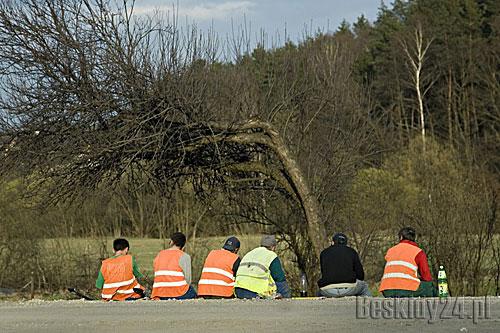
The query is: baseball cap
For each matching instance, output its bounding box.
[222,236,240,251]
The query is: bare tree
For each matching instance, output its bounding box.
[400,23,434,152]
[0,0,333,256]
[0,1,380,291]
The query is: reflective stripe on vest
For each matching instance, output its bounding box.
[235,247,277,296]
[151,249,189,299]
[379,243,422,292]
[155,270,185,277]
[385,260,418,271]
[153,281,188,287]
[100,255,144,301]
[197,249,239,297]
[239,262,269,274]
[198,279,235,286]
[102,277,136,289]
[381,272,420,282]
[201,267,236,280]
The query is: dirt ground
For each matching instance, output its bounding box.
[0,297,499,332]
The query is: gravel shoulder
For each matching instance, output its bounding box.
[1,297,499,333]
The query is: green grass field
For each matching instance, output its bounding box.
[118,235,262,281]
[41,235,264,285]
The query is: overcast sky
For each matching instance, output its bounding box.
[133,0,381,43]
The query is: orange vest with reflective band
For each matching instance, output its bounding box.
[379,242,422,292]
[198,249,239,297]
[151,249,189,299]
[100,255,144,301]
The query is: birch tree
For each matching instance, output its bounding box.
[400,23,434,152]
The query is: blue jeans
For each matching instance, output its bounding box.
[235,287,259,299]
[276,281,291,298]
[319,280,372,297]
[159,286,197,300]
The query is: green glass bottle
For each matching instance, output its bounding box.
[438,265,449,298]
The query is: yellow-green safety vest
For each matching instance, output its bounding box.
[235,247,278,296]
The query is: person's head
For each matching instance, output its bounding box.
[332,233,348,246]
[398,227,416,242]
[170,232,187,249]
[222,236,240,254]
[260,235,277,251]
[113,238,129,254]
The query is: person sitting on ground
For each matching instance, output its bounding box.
[234,235,291,299]
[317,233,371,297]
[379,226,437,297]
[96,238,145,301]
[151,232,197,300]
[198,236,241,299]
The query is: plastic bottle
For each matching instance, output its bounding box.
[438,265,449,298]
[300,271,308,297]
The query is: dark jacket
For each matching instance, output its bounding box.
[317,244,365,288]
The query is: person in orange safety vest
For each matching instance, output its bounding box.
[96,238,145,301]
[379,227,437,297]
[151,232,197,300]
[198,236,241,298]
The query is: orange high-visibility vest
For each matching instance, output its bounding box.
[151,249,189,299]
[198,249,239,297]
[100,255,144,301]
[379,242,422,292]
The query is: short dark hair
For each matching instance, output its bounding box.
[171,232,187,248]
[113,238,129,251]
[398,227,416,242]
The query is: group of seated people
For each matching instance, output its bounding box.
[96,226,436,301]
[317,227,436,298]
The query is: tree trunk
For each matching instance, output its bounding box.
[223,120,329,256]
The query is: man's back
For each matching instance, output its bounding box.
[318,245,364,288]
[198,249,240,297]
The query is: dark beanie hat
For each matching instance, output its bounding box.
[332,233,348,245]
